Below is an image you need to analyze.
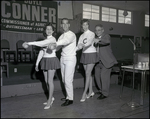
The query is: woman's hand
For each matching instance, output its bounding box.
[94,38,100,44]
[48,43,57,50]
[78,43,84,49]
[35,65,39,72]
[93,38,100,47]
[22,42,29,49]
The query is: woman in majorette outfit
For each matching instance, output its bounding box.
[22,23,60,109]
[76,19,99,102]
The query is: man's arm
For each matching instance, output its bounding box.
[56,45,62,51]
[49,33,76,50]
[96,34,110,46]
[56,34,75,46]
[98,41,110,46]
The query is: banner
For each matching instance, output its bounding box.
[1,0,57,33]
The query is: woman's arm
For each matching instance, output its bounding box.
[76,43,84,51]
[76,35,84,51]
[35,50,44,71]
[27,38,56,47]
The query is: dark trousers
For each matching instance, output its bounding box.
[94,61,112,96]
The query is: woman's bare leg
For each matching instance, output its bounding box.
[81,64,95,100]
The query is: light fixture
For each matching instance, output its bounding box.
[123,10,128,17]
[123,1,128,17]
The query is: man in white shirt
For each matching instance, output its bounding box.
[49,18,77,106]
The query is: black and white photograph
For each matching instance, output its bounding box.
[1,1,149,118]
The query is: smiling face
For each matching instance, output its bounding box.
[95,26,104,37]
[45,26,54,36]
[82,22,89,32]
[61,19,70,32]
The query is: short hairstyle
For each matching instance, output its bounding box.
[81,19,90,25]
[43,22,55,37]
[61,18,70,24]
[95,24,104,29]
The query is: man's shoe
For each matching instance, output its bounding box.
[61,100,73,106]
[61,98,67,101]
[97,94,107,100]
[95,92,102,95]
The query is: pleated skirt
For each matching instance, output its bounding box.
[80,52,99,64]
[40,57,60,70]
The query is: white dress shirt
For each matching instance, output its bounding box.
[56,30,76,57]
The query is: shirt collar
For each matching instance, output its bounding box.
[47,35,52,39]
[84,29,90,33]
[64,30,70,34]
